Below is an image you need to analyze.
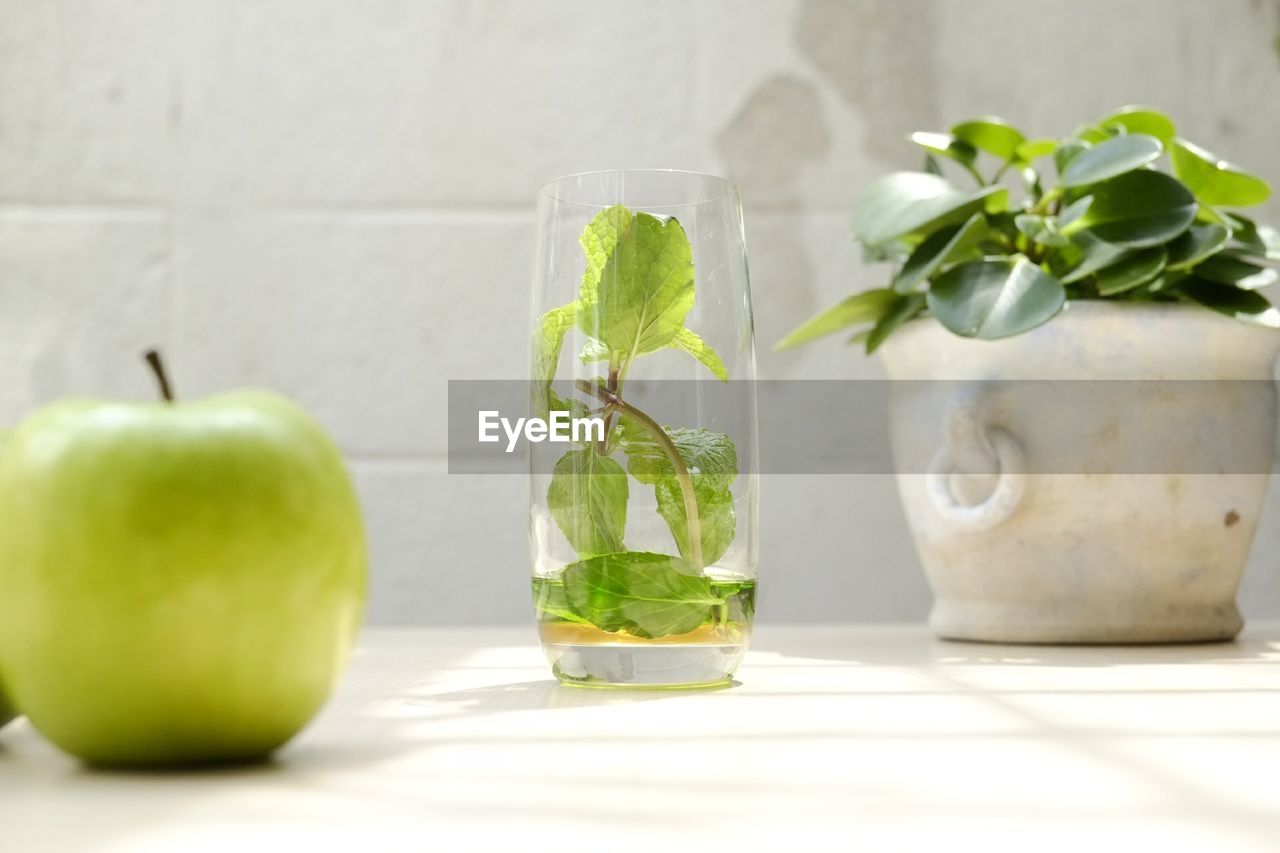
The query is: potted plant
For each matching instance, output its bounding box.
[778,107,1280,643]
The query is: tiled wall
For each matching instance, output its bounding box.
[5,0,1280,623]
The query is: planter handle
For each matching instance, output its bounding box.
[925,385,1026,531]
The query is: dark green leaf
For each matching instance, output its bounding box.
[1194,255,1279,289]
[1176,279,1280,327]
[893,213,987,293]
[1098,106,1176,144]
[951,117,1027,161]
[928,257,1066,339]
[560,552,724,638]
[1096,246,1167,295]
[1220,213,1280,261]
[547,449,629,556]
[1060,231,1130,283]
[867,293,926,353]
[1072,170,1197,247]
[1170,139,1271,207]
[1166,222,1230,269]
[1061,134,1162,188]
[775,288,897,349]
[852,172,1007,247]
[1014,213,1069,248]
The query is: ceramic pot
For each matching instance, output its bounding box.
[880,303,1280,643]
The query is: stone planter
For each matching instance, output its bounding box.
[880,302,1280,644]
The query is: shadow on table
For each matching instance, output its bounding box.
[404,677,737,717]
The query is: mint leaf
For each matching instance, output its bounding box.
[582,212,695,356]
[546,448,628,556]
[560,551,724,638]
[668,328,727,381]
[533,303,578,418]
[578,338,609,363]
[581,327,727,381]
[620,425,737,567]
[579,204,633,305]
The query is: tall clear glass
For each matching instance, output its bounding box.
[529,170,759,688]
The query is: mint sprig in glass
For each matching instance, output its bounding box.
[529,171,758,688]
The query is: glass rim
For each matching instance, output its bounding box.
[538,168,740,210]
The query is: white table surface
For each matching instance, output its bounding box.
[4,625,1280,852]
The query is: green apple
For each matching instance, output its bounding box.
[0,428,13,730]
[0,356,366,766]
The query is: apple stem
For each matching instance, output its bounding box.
[144,349,176,403]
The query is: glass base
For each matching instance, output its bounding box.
[545,640,745,689]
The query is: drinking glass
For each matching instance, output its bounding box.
[528,169,759,688]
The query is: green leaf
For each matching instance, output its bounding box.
[1071,170,1197,247]
[578,337,609,363]
[1015,138,1058,163]
[1170,139,1271,207]
[1055,141,1089,176]
[1177,279,1280,327]
[851,172,1007,247]
[775,288,897,349]
[621,426,737,568]
[1166,223,1230,269]
[1073,124,1113,145]
[546,448,629,556]
[531,576,592,625]
[1098,106,1176,144]
[866,293,926,353]
[583,212,694,356]
[950,117,1027,162]
[1194,255,1279,289]
[928,256,1066,339]
[578,204,634,304]
[533,304,579,418]
[1095,246,1167,296]
[1057,231,1128,284]
[909,131,979,170]
[1221,213,1280,261]
[893,213,987,293]
[1014,213,1069,248]
[559,552,724,639]
[669,327,727,381]
[1061,134,1162,188]
[1057,195,1094,228]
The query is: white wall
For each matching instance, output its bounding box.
[4,0,1280,624]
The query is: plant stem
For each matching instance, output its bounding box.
[575,378,704,571]
[1031,187,1063,216]
[596,354,622,454]
[143,349,176,403]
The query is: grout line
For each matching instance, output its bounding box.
[271,205,536,226]
[0,204,168,223]
[0,203,853,224]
